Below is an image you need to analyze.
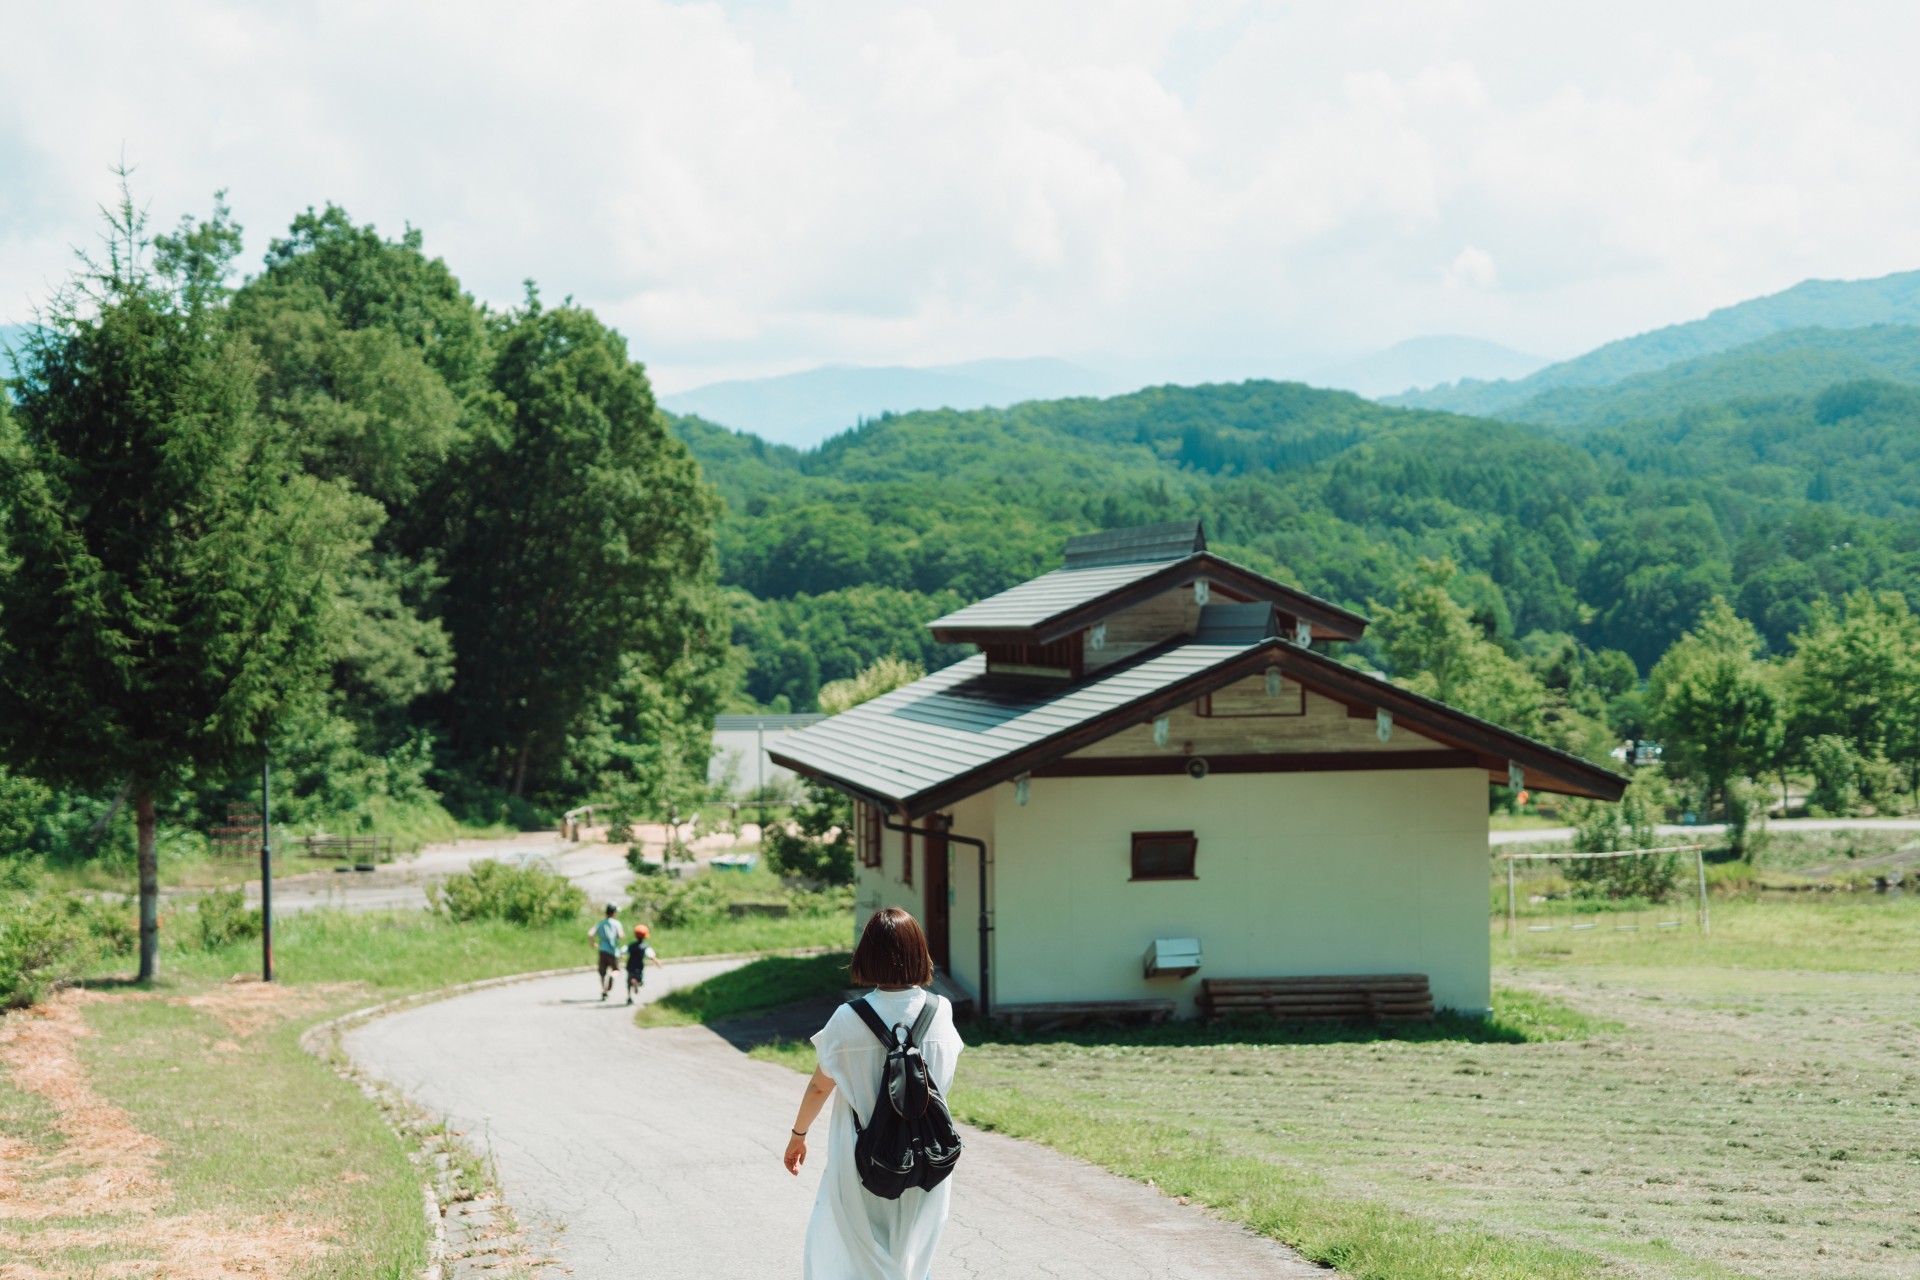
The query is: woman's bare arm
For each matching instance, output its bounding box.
[783,1066,836,1175]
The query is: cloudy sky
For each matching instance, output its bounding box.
[4,1,1919,391]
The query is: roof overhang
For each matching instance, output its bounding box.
[770,639,1625,818]
[929,553,1368,647]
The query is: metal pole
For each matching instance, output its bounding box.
[757,723,766,835]
[1506,857,1516,942]
[260,748,274,982]
[1697,847,1710,935]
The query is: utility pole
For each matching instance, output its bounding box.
[757,721,766,835]
[260,748,274,982]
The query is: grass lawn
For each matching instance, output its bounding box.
[746,895,1920,1280]
[0,906,850,1278]
[636,951,854,1028]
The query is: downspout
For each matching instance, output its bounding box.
[884,815,992,1020]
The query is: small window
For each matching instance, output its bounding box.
[857,803,882,868]
[1131,830,1197,881]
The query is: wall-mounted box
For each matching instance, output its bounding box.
[1143,936,1202,979]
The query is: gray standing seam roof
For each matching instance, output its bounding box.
[767,643,1256,809]
[927,558,1185,632]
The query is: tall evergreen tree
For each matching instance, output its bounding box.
[0,185,365,980]
[436,292,721,799]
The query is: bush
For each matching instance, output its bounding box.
[0,885,95,1008]
[763,780,854,885]
[1564,773,1681,901]
[1806,735,1861,816]
[186,886,262,951]
[428,859,586,927]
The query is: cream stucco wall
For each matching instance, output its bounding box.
[983,768,1491,1015]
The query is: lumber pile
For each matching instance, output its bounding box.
[1199,974,1434,1022]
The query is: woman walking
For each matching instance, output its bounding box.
[784,907,964,1279]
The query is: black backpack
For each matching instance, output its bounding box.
[846,995,963,1199]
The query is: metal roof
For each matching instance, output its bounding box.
[1062,520,1206,570]
[928,559,1181,632]
[712,713,827,731]
[771,636,1627,813]
[769,643,1257,813]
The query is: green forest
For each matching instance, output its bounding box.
[8,191,1920,976]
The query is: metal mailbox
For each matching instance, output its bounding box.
[1143,936,1202,979]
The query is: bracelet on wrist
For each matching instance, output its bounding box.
[791,1128,807,1137]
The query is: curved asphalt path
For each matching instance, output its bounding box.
[345,962,1324,1279]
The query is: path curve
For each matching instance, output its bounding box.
[345,964,1324,1279]
[1489,816,1920,846]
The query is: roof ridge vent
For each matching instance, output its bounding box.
[1062,520,1206,570]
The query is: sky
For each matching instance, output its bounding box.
[5,1,1920,392]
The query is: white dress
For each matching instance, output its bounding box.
[805,987,964,1280]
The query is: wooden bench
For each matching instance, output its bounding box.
[1200,974,1434,1023]
[995,999,1177,1032]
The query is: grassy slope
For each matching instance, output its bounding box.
[749,897,1920,1280]
[0,908,849,1278]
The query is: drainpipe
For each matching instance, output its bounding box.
[883,815,992,1020]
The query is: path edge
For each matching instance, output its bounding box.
[299,945,835,1279]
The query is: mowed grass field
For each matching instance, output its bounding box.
[749,896,1920,1280]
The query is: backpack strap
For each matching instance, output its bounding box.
[905,994,941,1047]
[847,997,896,1048]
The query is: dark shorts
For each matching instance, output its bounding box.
[598,951,619,976]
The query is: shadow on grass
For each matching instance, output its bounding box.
[955,984,1614,1049]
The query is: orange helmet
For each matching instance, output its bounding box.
[634,924,649,938]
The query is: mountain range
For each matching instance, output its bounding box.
[1388,268,1920,418]
[658,357,1125,447]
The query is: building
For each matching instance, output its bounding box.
[769,522,1624,1018]
[709,713,827,796]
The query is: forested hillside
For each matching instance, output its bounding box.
[1390,268,1920,417]
[685,375,1920,709]
[1494,326,1920,429]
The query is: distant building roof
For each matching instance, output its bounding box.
[1061,520,1206,570]
[713,714,828,732]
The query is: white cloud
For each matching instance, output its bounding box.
[2,1,1919,390]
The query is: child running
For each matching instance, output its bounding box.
[591,902,625,1001]
[625,923,661,1005]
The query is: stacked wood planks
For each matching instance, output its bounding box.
[1199,973,1434,1022]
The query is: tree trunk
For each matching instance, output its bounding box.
[510,735,533,799]
[135,789,158,984]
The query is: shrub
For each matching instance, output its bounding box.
[187,886,262,951]
[0,891,94,1008]
[1806,735,1861,816]
[429,859,586,927]
[1565,773,1681,901]
[763,780,854,885]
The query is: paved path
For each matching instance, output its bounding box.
[345,965,1324,1279]
[1488,817,1920,846]
[232,826,759,916]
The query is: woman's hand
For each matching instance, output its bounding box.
[783,1131,808,1175]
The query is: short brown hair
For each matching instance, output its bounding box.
[848,907,933,987]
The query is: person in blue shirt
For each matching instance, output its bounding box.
[591,903,625,1001]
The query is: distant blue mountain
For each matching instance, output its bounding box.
[1309,335,1548,399]
[1388,269,1920,417]
[659,357,1125,447]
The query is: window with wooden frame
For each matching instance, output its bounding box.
[1130,830,1197,881]
[857,803,883,868]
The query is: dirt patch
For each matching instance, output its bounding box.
[173,975,365,1039]
[0,990,336,1276]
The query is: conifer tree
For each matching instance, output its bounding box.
[0,183,364,980]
